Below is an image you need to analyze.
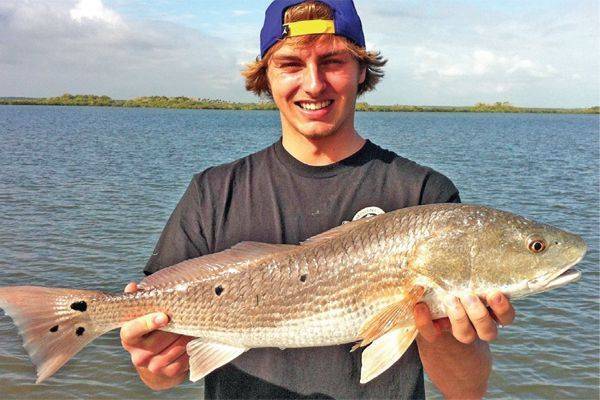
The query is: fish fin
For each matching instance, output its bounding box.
[360,326,418,384]
[140,242,298,289]
[301,215,380,246]
[353,285,424,351]
[186,338,247,382]
[0,286,111,383]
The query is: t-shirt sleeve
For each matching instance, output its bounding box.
[143,176,210,276]
[419,169,461,205]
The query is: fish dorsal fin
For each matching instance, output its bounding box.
[301,215,379,246]
[139,242,297,289]
[360,326,418,384]
[187,338,247,382]
[352,285,424,351]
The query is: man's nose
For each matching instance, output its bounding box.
[302,63,326,96]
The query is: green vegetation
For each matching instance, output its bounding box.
[356,101,599,114]
[0,94,597,114]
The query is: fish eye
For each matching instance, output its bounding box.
[528,239,547,253]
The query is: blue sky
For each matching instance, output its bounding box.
[0,0,598,107]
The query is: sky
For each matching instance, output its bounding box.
[0,0,598,107]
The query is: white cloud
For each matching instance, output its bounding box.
[472,50,496,75]
[0,0,252,101]
[413,47,558,81]
[495,84,511,94]
[70,0,122,26]
[232,10,250,17]
[357,0,598,107]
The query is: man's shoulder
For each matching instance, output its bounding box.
[367,141,459,204]
[368,141,452,182]
[192,143,275,188]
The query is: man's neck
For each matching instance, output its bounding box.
[281,129,366,166]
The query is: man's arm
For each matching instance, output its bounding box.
[413,292,515,399]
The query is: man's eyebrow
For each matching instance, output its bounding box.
[271,50,350,63]
[320,50,348,59]
[271,54,301,62]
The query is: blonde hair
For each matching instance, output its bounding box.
[242,1,387,98]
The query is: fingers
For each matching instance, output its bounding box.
[147,336,194,376]
[420,293,516,345]
[487,292,516,326]
[414,303,453,343]
[158,353,190,379]
[127,329,180,356]
[124,282,138,294]
[459,294,498,342]
[120,313,170,347]
[433,317,452,332]
[444,296,478,344]
[125,331,181,369]
[414,303,441,342]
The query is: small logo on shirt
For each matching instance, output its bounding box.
[342,206,385,224]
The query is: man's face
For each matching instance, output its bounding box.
[267,37,366,139]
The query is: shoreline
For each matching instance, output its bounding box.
[1,95,598,115]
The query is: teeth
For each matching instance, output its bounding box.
[298,100,332,111]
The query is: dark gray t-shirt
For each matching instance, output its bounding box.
[144,139,460,399]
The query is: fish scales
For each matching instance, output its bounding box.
[0,204,586,384]
[88,210,414,347]
[50,208,469,339]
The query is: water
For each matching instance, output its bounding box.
[0,105,598,399]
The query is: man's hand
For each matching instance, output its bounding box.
[413,292,515,399]
[120,282,193,391]
[414,291,515,344]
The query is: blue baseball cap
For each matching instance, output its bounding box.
[260,0,366,58]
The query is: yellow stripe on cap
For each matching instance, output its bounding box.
[284,19,336,37]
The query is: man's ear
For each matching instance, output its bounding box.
[359,66,367,85]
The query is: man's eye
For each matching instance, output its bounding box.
[324,59,343,65]
[280,63,301,69]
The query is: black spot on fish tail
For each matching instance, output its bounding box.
[75,327,85,336]
[215,285,224,296]
[300,274,307,282]
[49,325,59,333]
[70,301,87,312]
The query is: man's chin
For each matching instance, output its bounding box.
[297,124,338,140]
[300,131,336,140]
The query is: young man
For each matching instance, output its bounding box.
[120,1,515,398]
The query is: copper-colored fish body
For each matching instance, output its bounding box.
[0,204,587,385]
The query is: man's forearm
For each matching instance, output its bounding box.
[417,333,492,399]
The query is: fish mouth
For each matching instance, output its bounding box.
[527,253,585,294]
[544,268,581,290]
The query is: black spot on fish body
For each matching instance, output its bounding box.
[215,285,224,296]
[300,274,307,282]
[70,301,87,312]
[75,327,85,336]
[49,325,59,333]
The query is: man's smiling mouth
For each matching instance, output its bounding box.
[295,100,334,111]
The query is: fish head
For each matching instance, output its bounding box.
[410,206,586,300]
[463,207,587,299]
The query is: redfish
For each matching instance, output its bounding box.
[0,204,586,384]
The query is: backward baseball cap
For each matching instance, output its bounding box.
[260,0,366,58]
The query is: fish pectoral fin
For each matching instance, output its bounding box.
[353,285,424,351]
[186,338,247,382]
[360,326,418,384]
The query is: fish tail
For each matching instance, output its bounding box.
[0,286,112,383]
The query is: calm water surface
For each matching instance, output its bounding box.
[0,106,598,399]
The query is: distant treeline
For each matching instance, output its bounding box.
[1,94,598,114]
